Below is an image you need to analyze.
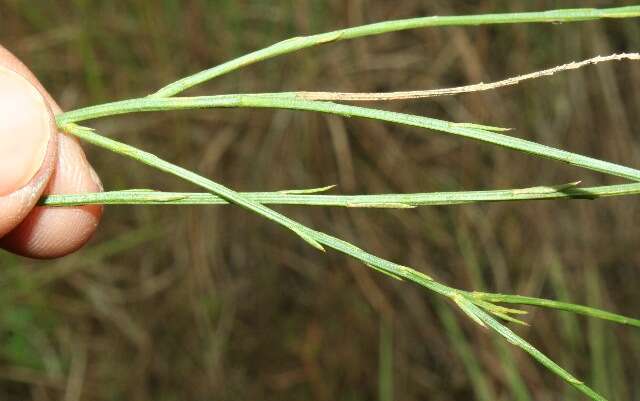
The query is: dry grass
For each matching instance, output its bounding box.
[1,1,639,400]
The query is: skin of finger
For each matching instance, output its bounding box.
[1,134,104,258]
[0,127,57,238]
[0,49,58,237]
[0,45,103,258]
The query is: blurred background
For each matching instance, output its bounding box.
[1,1,639,400]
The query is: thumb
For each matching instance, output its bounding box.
[0,64,57,237]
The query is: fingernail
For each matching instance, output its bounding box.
[0,66,53,196]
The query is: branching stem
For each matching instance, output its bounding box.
[50,6,640,400]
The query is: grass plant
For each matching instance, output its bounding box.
[36,5,640,400]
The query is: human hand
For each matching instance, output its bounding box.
[0,45,102,258]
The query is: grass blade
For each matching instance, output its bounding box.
[61,117,608,401]
[457,297,607,401]
[61,123,456,299]
[50,7,640,399]
[57,95,640,182]
[293,53,640,101]
[149,6,640,97]
[472,292,640,328]
[59,124,326,253]
[38,182,640,207]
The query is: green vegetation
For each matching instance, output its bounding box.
[3,2,640,400]
[33,5,640,401]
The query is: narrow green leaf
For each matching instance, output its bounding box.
[466,301,607,401]
[291,227,326,252]
[39,182,640,207]
[366,263,404,281]
[453,294,487,328]
[148,6,640,97]
[451,122,512,132]
[472,292,640,328]
[278,184,336,194]
[57,96,640,182]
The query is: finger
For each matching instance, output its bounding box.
[0,63,57,238]
[1,133,104,258]
[0,45,103,258]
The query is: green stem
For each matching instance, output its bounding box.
[57,94,640,182]
[62,123,454,296]
[459,299,607,401]
[60,123,608,400]
[38,182,640,207]
[149,5,640,97]
[473,293,640,328]
[50,7,640,399]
